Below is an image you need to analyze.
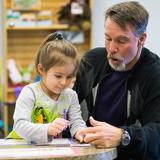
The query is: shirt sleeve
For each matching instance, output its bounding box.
[13,85,50,143]
[68,90,87,137]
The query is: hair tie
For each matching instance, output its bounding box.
[53,32,63,40]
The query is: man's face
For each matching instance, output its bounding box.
[104,17,144,71]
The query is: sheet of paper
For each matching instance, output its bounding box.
[0,138,91,147]
[70,143,91,147]
[35,138,71,146]
[0,139,28,146]
[36,138,91,147]
[0,147,76,158]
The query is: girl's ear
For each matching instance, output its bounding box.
[37,64,44,75]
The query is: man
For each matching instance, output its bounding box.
[74,1,160,160]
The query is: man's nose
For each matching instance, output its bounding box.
[109,41,118,53]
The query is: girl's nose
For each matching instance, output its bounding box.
[60,78,66,85]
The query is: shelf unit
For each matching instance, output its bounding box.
[7,24,69,30]
[3,0,92,136]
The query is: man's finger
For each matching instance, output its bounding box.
[84,131,103,143]
[79,126,102,135]
[90,116,103,126]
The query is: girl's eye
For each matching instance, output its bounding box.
[67,76,73,79]
[55,75,62,78]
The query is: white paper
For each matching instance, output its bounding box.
[35,138,71,146]
[36,138,91,147]
[0,138,91,147]
[70,143,91,147]
[0,139,28,146]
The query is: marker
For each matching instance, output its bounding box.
[62,109,70,130]
[62,109,67,120]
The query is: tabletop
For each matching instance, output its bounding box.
[0,138,117,160]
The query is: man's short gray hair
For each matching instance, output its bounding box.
[105,1,149,37]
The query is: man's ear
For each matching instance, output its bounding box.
[138,32,147,46]
[37,64,44,75]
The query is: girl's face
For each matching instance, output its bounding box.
[38,62,75,99]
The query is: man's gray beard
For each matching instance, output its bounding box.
[109,60,126,71]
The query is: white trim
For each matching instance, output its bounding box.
[92,84,99,106]
[127,90,131,118]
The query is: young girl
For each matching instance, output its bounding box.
[8,32,86,144]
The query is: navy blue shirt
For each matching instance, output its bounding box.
[95,71,129,127]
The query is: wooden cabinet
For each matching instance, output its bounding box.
[3,0,92,136]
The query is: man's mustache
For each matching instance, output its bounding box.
[107,54,124,61]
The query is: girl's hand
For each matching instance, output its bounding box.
[74,130,84,143]
[48,118,69,136]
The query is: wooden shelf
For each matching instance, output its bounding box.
[7,24,69,30]
[7,88,14,93]
[11,0,41,11]
[11,8,41,12]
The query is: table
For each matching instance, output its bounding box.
[0,139,117,160]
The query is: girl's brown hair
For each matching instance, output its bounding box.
[35,32,79,76]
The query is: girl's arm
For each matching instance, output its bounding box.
[13,85,50,143]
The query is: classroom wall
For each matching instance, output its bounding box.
[92,0,160,55]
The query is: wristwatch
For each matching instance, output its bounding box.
[121,129,131,146]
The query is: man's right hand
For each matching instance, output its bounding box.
[79,116,123,148]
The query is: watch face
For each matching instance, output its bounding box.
[122,136,130,146]
[121,130,131,146]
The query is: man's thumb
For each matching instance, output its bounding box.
[90,116,103,126]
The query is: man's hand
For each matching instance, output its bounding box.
[80,116,122,148]
[48,118,69,136]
